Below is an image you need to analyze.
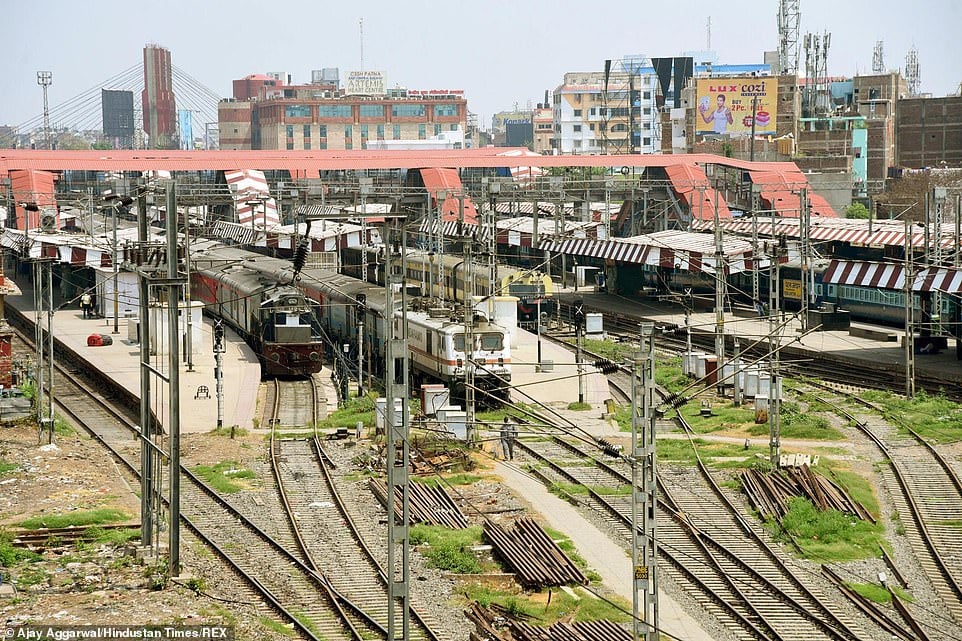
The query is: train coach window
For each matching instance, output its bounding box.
[453,334,465,352]
[481,333,503,351]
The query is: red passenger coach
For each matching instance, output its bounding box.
[191,251,324,377]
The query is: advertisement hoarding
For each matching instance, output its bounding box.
[346,71,385,96]
[695,76,778,136]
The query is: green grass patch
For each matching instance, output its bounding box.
[771,497,886,562]
[476,402,537,425]
[86,527,140,546]
[410,524,484,573]
[548,481,590,498]
[192,461,256,494]
[655,357,690,394]
[816,462,880,519]
[567,402,592,411]
[656,437,767,469]
[765,402,842,440]
[937,519,962,530]
[862,389,962,443]
[290,611,319,638]
[0,531,41,566]
[257,616,295,637]
[19,508,129,530]
[412,474,481,488]
[846,581,914,604]
[0,459,18,476]
[54,416,74,436]
[680,401,757,434]
[316,392,377,430]
[461,584,631,624]
[208,425,249,438]
[542,527,602,583]
[577,338,633,363]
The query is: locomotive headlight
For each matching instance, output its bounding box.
[309,351,320,361]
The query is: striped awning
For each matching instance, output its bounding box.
[225,169,280,228]
[211,221,257,246]
[693,218,957,250]
[537,232,767,275]
[823,260,962,293]
[418,218,490,242]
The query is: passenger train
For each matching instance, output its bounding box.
[341,246,554,325]
[191,245,512,399]
[191,251,325,377]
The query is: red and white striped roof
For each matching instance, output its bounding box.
[693,217,958,250]
[225,169,280,228]
[823,260,962,293]
[537,229,768,275]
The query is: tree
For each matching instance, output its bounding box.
[844,203,870,219]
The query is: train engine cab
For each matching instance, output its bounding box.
[260,287,325,376]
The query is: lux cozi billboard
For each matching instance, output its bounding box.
[695,77,778,136]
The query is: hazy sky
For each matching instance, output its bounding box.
[3,0,959,130]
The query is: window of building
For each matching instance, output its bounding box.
[611,123,627,132]
[286,141,294,150]
[391,103,425,117]
[360,124,369,138]
[286,125,294,138]
[573,140,582,148]
[450,124,458,131]
[377,124,385,140]
[344,125,352,139]
[319,125,327,138]
[303,125,311,138]
[318,105,353,118]
[573,124,582,133]
[359,104,384,118]
[418,124,426,139]
[589,123,595,131]
[573,109,582,117]
[345,140,352,150]
[435,124,442,135]
[643,91,651,99]
[434,104,458,117]
[589,107,596,116]
[285,105,311,118]
[643,137,651,146]
[393,124,401,139]
[304,141,311,150]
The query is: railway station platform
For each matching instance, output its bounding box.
[508,326,609,408]
[556,290,962,388]
[6,283,262,434]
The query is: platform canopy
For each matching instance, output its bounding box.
[823,259,962,293]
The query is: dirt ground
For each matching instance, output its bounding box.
[0,421,292,639]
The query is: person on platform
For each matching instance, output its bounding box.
[80,292,92,318]
[699,94,734,134]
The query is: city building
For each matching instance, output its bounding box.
[852,72,908,188]
[896,94,962,168]
[532,105,553,154]
[142,44,177,150]
[217,72,468,151]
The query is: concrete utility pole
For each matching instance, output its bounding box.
[136,187,158,553]
[631,322,658,641]
[213,321,225,429]
[382,217,411,640]
[768,240,784,468]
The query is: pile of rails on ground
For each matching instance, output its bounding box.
[483,517,589,588]
[466,603,631,641]
[369,478,470,528]
[740,465,875,522]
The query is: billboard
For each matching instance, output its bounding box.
[695,77,777,136]
[101,90,134,138]
[346,71,385,96]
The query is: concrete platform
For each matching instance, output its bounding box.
[557,290,962,385]
[7,285,262,434]
[508,326,609,407]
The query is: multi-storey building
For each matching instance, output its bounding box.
[552,71,658,154]
[218,75,468,151]
[897,94,962,168]
[532,106,553,154]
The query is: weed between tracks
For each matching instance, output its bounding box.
[862,389,962,443]
[192,461,256,494]
[410,524,485,573]
[461,584,631,624]
[845,581,914,604]
[18,508,130,530]
[768,497,887,562]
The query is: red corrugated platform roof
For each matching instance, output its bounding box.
[663,163,731,220]
[419,167,478,223]
[9,169,57,230]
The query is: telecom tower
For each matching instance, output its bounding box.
[803,31,831,116]
[777,0,800,76]
[905,46,921,96]
[872,40,885,74]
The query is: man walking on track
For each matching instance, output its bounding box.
[501,417,518,460]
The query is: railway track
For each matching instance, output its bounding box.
[802,381,962,637]
[268,378,446,641]
[7,308,445,640]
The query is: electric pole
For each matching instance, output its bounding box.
[904,216,915,398]
[631,322,658,641]
[713,194,725,394]
[383,216,411,640]
[37,72,52,150]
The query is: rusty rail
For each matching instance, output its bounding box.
[368,478,469,529]
[483,517,588,589]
